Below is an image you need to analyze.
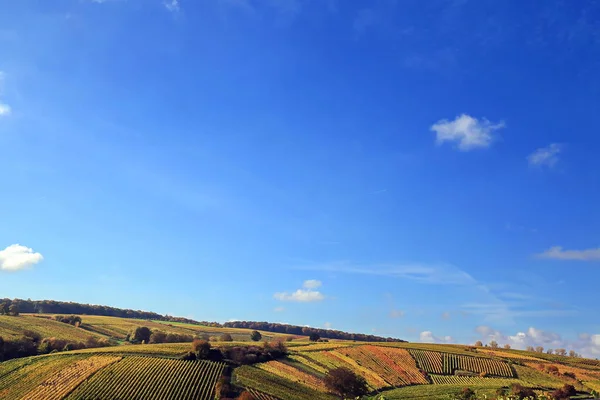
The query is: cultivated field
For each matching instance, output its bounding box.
[2,314,600,399]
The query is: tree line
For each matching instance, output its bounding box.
[223,321,406,343]
[1,298,407,343]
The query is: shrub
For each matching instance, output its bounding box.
[309,333,320,342]
[250,331,262,342]
[220,333,234,342]
[192,339,211,359]
[324,367,368,399]
[130,327,152,344]
[510,383,536,399]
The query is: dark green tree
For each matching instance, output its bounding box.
[250,330,262,342]
[130,327,151,343]
[309,333,320,342]
[8,303,19,316]
[192,339,211,359]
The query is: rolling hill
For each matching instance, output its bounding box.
[1,312,600,399]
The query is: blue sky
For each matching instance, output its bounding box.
[1,0,599,356]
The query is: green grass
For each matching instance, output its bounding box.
[513,364,567,389]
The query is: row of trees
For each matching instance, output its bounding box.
[181,338,288,365]
[0,332,112,362]
[474,341,580,357]
[223,321,405,342]
[0,298,203,325]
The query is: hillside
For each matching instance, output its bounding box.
[0,298,404,343]
[1,314,600,400]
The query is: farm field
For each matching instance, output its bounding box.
[0,315,105,342]
[369,384,502,399]
[67,356,225,400]
[2,314,600,399]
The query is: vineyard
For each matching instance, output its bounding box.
[337,345,428,386]
[429,374,525,386]
[234,365,336,400]
[442,354,514,377]
[66,356,225,400]
[23,356,121,400]
[0,355,89,400]
[257,360,327,392]
[408,349,444,374]
[0,315,104,341]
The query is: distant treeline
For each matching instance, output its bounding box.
[223,321,406,343]
[0,298,202,325]
[1,298,406,343]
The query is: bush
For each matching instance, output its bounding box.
[54,315,82,326]
[309,333,320,342]
[130,327,152,344]
[220,333,233,342]
[324,367,368,399]
[551,384,576,400]
[510,383,536,399]
[250,331,262,342]
[192,339,211,359]
[452,387,476,400]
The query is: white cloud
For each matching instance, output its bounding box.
[431,114,505,151]
[442,312,451,320]
[303,279,322,289]
[273,306,285,312]
[528,143,562,167]
[0,72,11,117]
[324,322,332,329]
[274,289,325,302]
[419,331,453,344]
[164,0,180,12]
[0,103,11,117]
[475,325,600,358]
[0,244,44,271]
[536,246,600,261]
[389,309,405,318]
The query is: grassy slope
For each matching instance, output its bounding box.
[0,315,105,341]
[12,314,289,342]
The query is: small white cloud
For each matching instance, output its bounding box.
[164,0,180,12]
[536,246,600,261]
[431,114,505,151]
[442,312,451,320]
[274,289,325,302]
[274,306,285,312]
[303,279,322,289]
[528,143,562,167]
[324,322,332,329]
[0,244,44,271]
[419,331,453,344]
[0,103,11,117]
[389,309,405,318]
